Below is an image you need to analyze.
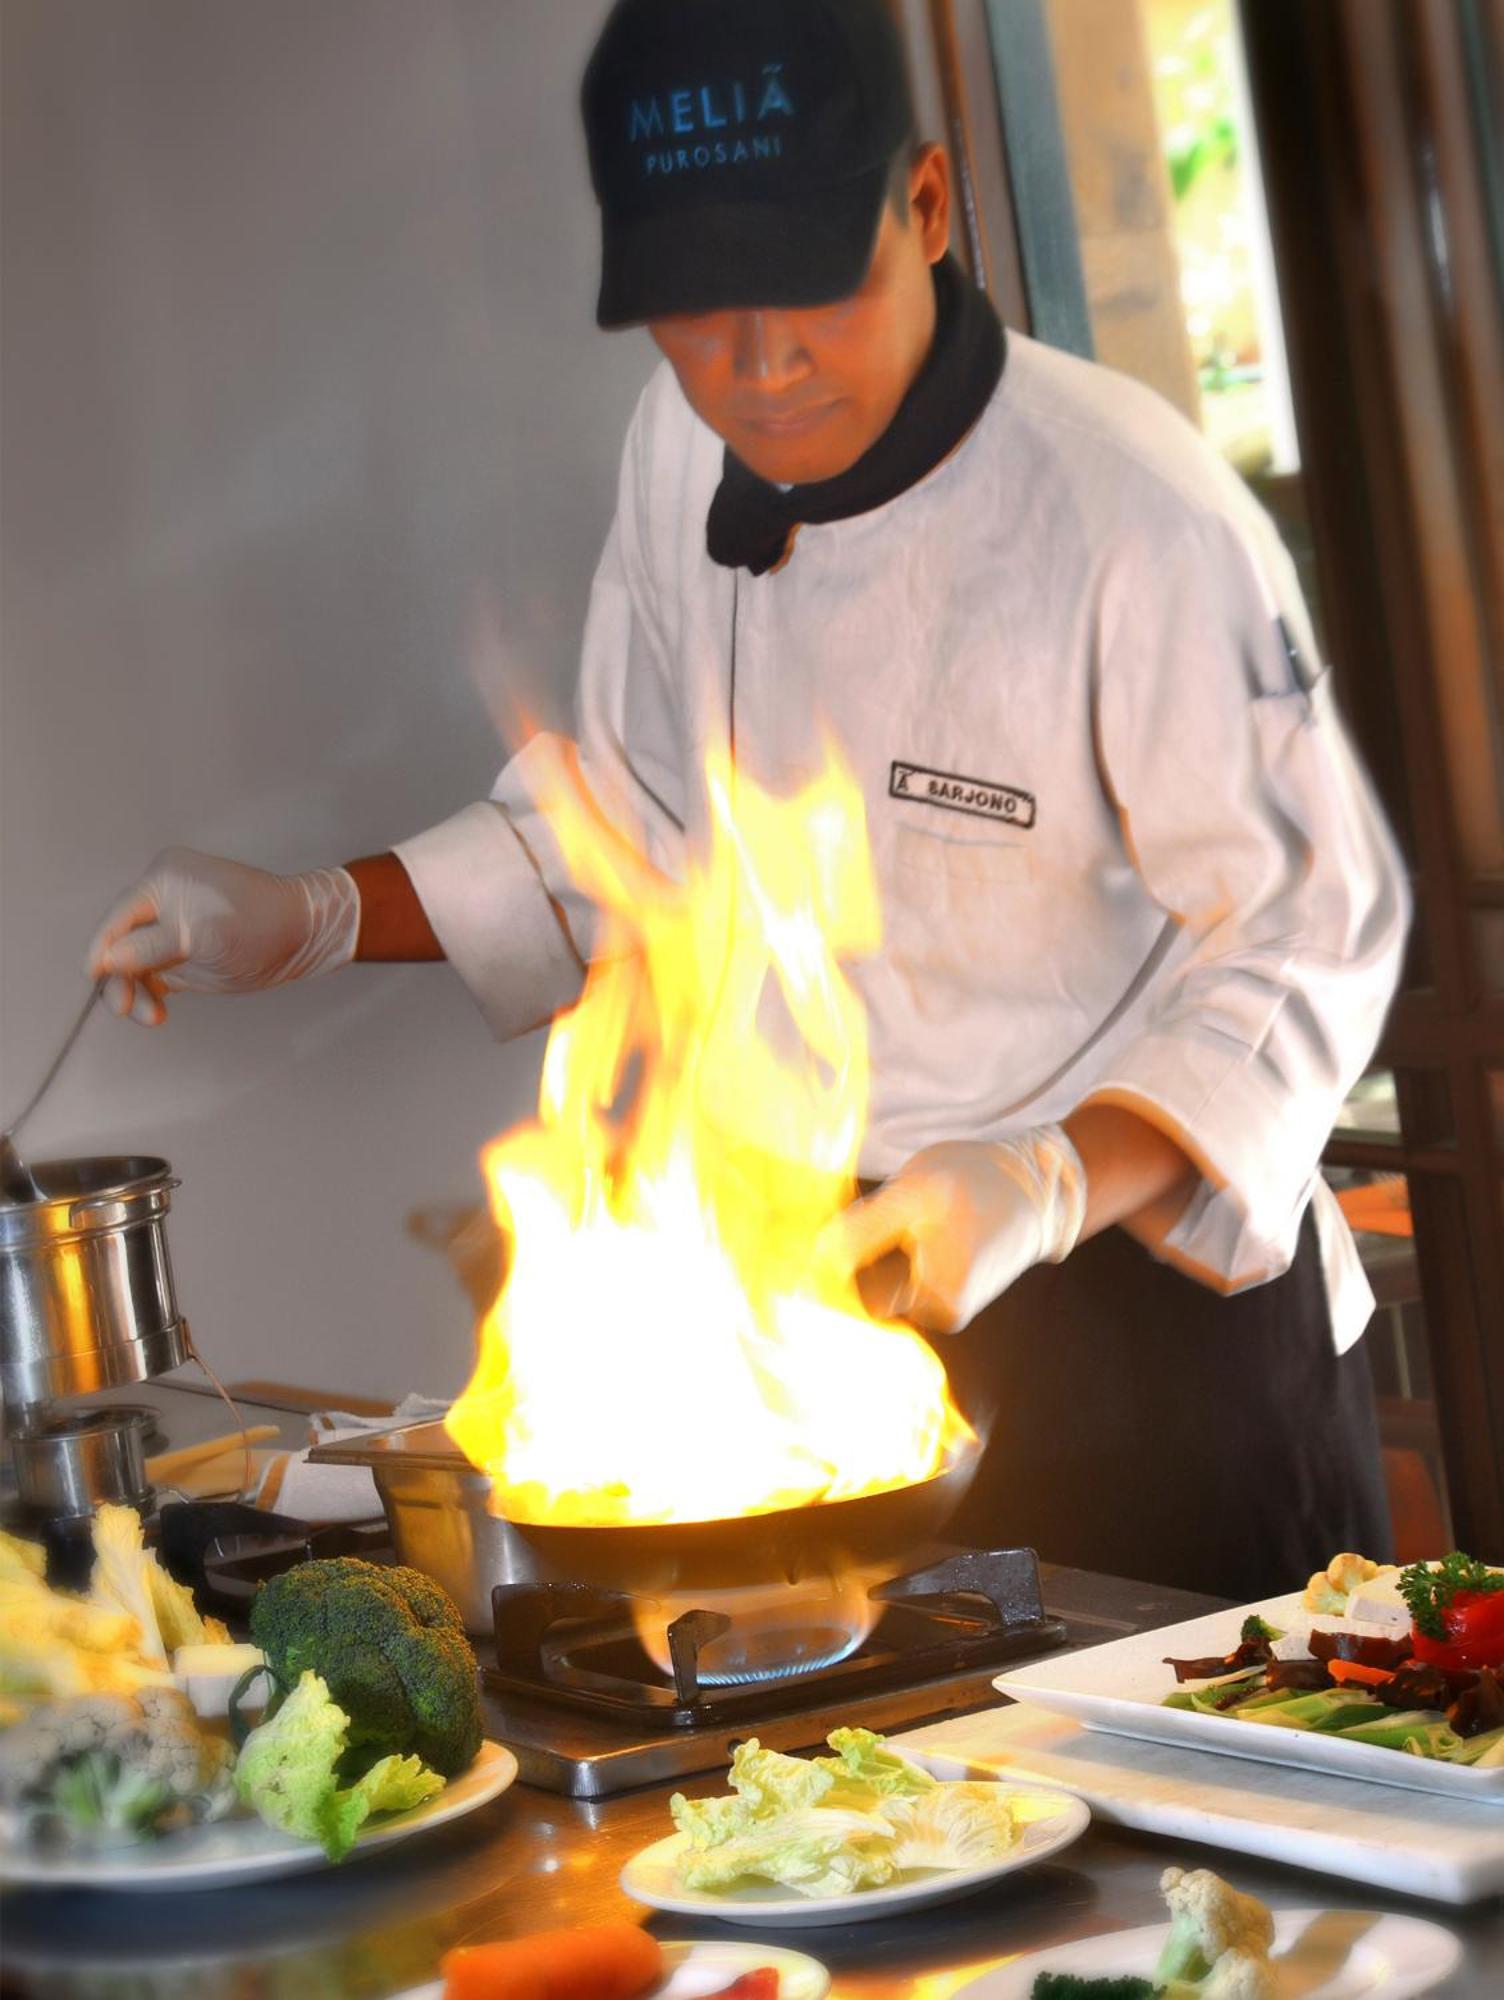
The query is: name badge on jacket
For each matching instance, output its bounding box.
[889,760,1036,829]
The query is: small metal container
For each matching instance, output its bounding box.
[11,1407,152,1521]
[0,1156,190,1411]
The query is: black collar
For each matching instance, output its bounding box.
[705,255,1005,577]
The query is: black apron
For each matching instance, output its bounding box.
[926,1210,1392,1603]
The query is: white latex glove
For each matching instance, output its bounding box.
[87,848,361,1025]
[820,1127,1088,1334]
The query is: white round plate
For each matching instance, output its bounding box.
[391,1938,830,2000]
[620,1784,1090,1929]
[0,1740,518,1893]
[952,1907,1464,2000]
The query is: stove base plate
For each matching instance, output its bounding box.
[480,1564,1224,1796]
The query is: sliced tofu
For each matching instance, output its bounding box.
[1347,1568,1410,1630]
[1273,1625,1318,1662]
[172,1642,268,1717]
[1275,1609,1407,1660]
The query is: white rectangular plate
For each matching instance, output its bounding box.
[994,1590,1504,1805]
[892,1704,1504,1904]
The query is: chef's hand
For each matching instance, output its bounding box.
[820,1127,1088,1334]
[87,848,360,1025]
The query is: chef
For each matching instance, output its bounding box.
[89,0,1409,1600]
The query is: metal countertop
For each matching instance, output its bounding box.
[3,1746,1500,1998]
[2,1384,1499,1996]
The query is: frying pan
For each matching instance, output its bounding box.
[309,1421,980,1633]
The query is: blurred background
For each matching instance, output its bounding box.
[2,2,656,1402]
[2,1,1502,1554]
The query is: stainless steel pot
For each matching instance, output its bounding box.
[0,1156,190,1412]
[11,1407,152,1521]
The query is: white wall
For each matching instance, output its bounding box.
[0,0,651,1400]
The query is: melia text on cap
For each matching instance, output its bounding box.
[583,0,916,328]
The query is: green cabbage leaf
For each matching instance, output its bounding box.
[815,1725,937,1803]
[881,1781,1018,1870]
[669,1730,1014,1899]
[677,1805,899,1897]
[234,1669,444,1861]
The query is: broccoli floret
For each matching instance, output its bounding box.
[1153,1867,1276,1998]
[249,1558,480,1779]
[1030,1978,1155,1999]
[1239,1616,1282,1645]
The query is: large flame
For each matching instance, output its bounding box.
[444,738,970,1526]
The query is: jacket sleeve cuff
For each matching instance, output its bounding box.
[392,802,583,1040]
[1086,1027,1333,1279]
[1085,1041,1375,1353]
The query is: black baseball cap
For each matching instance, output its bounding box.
[583,0,916,328]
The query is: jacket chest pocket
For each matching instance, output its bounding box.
[882,822,1036,990]
[892,823,1034,887]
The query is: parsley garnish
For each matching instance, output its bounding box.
[1399,1551,1504,1640]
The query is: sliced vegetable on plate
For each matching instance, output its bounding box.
[1158,1550,1504,1768]
[0,1511,207,1719]
[392,1936,828,2000]
[442,1922,665,2000]
[89,1502,232,1665]
[233,1669,445,1863]
[0,1686,236,1849]
[1400,1550,1504,1671]
[669,1732,1020,1897]
[0,1741,519,1892]
[622,1727,1089,1927]
[954,1879,1463,2000]
[0,1522,507,1882]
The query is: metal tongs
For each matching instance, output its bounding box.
[0,981,104,1202]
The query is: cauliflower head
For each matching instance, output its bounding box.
[1302,1551,1384,1616]
[1154,1866,1276,1997]
[0,1687,234,1847]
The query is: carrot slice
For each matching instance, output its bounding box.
[1327,1658,1398,1688]
[442,1924,664,2000]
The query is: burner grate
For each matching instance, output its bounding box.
[484,1549,1063,1728]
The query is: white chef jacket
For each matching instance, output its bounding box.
[398,333,1410,1353]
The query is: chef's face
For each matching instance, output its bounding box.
[648,146,952,486]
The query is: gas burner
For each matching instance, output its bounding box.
[144,1507,1191,1800]
[486,1549,1062,1730]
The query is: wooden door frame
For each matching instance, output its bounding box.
[905,0,1504,1546]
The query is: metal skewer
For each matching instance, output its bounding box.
[0,981,104,1202]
